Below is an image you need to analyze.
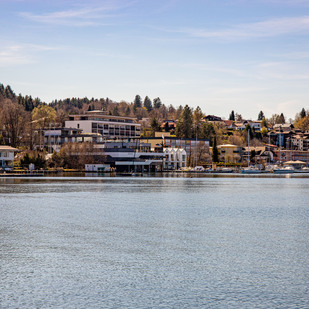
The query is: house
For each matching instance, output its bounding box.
[216,144,242,163]
[223,120,236,130]
[242,146,274,164]
[235,120,261,131]
[0,146,18,170]
[160,120,176,131]
[273,123,294,132]
[250,121,262,131]
[204,115,222,122]
[287,132,309,151]
[65,110,141,140]
[273,150,309,164]
[163,148,187,170]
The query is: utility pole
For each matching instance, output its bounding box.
[247,128,250,167]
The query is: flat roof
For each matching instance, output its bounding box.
[0,146,19,151]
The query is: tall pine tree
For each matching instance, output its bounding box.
[175,105,193,138]
[143,96,153,112]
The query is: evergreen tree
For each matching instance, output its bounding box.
[143,96,153,112]
[201,122,215,142]
[300,108,306,119]
[150,117,160,133]
[133,95,142,110]
[250,150,256,163]
[212,136,219,163]
[112,106,119,116]
[153,97,162,109]
[258,111,265,121]
[0,83,5,97]
[229,110,235,121]
[278,113,285,124]
[125,106,131,116]
[4,85,15,99]
[245,124,254,139]
[193,106,204,138]
[175,105,193,138]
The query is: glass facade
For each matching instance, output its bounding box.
[91,121,140,139]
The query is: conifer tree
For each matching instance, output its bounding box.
[143,96,153,112]
[153,97,162,109]
[212,136,219,163]
[150,117,160,133]
[175,105,193,138]
[258,111,265,121]
[229,110,235,121]
[300,108,306,119]
[133,95,142,110]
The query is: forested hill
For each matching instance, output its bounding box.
[0,83,183,121]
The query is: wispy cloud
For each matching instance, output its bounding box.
[19,2,135,27]
[0,43,63,67]
[169,16,309,40]
[255,61,309,80]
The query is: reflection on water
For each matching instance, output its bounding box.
[1,177,309,308]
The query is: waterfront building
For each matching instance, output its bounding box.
[216,144,243,163]
[241,146,274,164]
[43,128,103,152]
[273,150,309,164]
[163,148,187,170]
[65,110,141,140]
[93,141,164,173]
[287,132,309,151]
[0,145,18,170]
[141,135,210,166]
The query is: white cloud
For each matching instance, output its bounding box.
[173,16,309,40]
[19,2,135,26]
[0,43,63,67]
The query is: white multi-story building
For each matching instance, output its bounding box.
[65,110,141,140]
[163,148,187,170]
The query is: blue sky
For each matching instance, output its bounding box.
[1,0,309,120]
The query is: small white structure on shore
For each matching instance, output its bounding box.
[0,146,18,170]
[85,164,111,172]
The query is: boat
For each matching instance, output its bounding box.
[294,167,309,173]
[241,166,266,174]
[273,166,295,174]
[215,167,234,173]
[118,172,136,176]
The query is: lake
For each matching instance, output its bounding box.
[1,176,309,308]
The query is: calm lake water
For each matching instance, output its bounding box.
[1,176,309,308]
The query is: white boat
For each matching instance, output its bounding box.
[294,167,309,173]
[241,166,265,174]
[273,166,295,174]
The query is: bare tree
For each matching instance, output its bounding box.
[1,99,26,147]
